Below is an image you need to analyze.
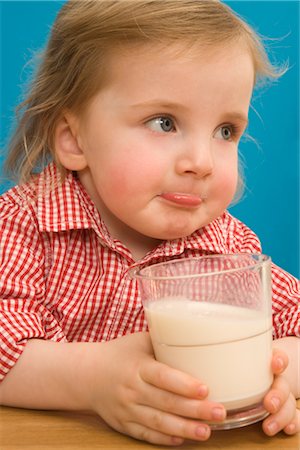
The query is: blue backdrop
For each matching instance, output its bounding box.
[1,1,299,278]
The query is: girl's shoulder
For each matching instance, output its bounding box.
[0,162,59,222]
[0,176,39,219]
[0,181,42,254]
[218,211,262,253]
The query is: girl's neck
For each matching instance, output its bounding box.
[121,233,162,262]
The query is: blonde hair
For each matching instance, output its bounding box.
[5,0,282,184]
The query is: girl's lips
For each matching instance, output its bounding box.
[160,192,203,207]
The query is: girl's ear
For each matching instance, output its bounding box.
[54,113,88,171]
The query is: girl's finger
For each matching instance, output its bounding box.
[283,407,300,435]
[271,348,289,375]
[125,422,185,446]
[262,393,296,436]
[140,382,226,422]
[129,405,211,443]
[141,359,208,399]
[263,374,290,414]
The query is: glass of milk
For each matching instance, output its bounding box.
[133,254,273,429]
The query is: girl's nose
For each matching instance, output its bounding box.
[175,141,214,178]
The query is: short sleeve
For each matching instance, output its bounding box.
[271,263,300,339]
[0,192,66,382]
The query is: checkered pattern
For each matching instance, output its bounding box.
[1,163,299,381]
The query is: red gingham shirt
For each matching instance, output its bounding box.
[1,163,299,381]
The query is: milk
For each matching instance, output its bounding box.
[145,298,273,410]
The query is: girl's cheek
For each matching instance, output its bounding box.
[109,156,162,193]
[215,171,238,199]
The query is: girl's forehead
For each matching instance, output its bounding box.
[83,41,254,114]
[105,39,254,74]
[76,39,255,118]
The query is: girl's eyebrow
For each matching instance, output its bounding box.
[222,112,249,126]
[131,100,187,111]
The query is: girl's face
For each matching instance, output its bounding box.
[67,43,254,252]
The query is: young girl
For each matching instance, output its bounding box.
[0,0,299,446]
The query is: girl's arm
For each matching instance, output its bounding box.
[0,333,226,446]
[0,339,95,410]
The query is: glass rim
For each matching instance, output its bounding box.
[132,254,271,281]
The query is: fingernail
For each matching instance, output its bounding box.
[276,357,284,370]
[197,385,208,397]
[286,423,296,434]
[271,397,280,412]
[171,436,184,445]
[267,421,278,435]
[212,407,226,421]
[195,425,209,439]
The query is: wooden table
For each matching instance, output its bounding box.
[1,404,299,450]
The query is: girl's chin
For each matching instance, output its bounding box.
[146,228,199,241]
[151,220,213,240]
[133,217,209,240]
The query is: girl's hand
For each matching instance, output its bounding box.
[89,332,226,446]
[262,349,300,436]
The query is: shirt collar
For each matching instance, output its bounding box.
[37,163,228,258]
[37,163,104,234]
[139,217,228,266]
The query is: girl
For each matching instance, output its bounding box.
[1,0,299,445]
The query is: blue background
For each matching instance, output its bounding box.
[1,1,299,278]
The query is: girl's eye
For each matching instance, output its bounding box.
[146,116,175,133]
[215,125,235,141]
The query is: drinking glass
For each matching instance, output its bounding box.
[133,254,273,429]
